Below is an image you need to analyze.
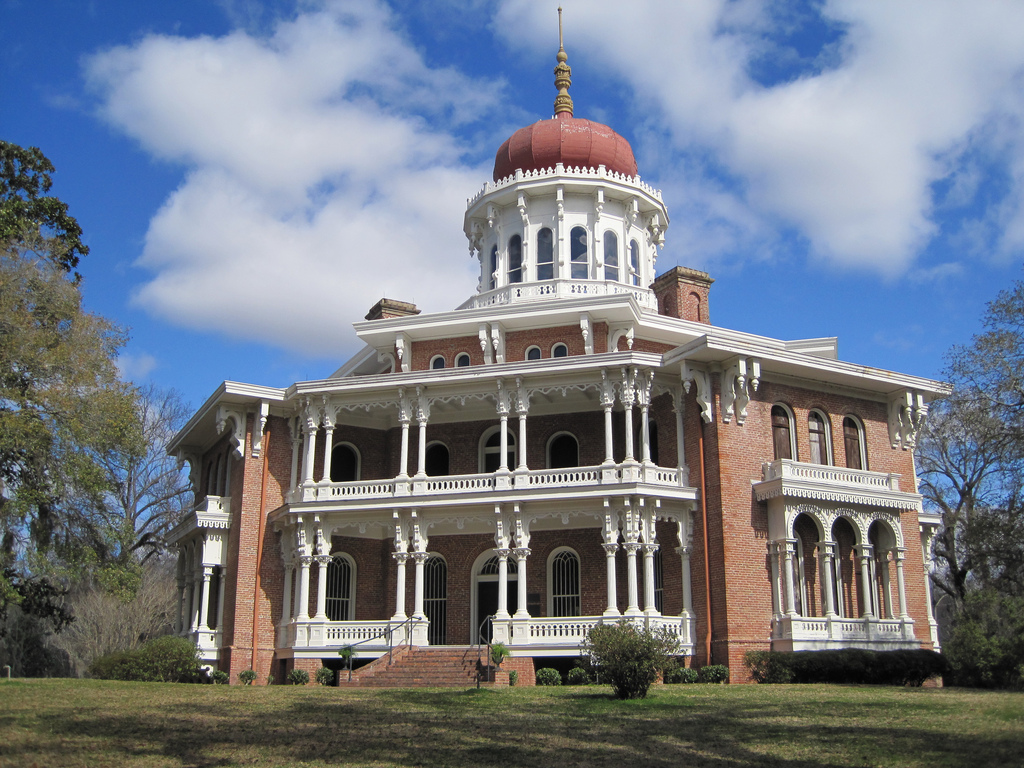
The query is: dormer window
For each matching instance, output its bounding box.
[431,355,446,370]
[537,228,554,280]
[526,346,542,360]
[570,226,588,279]
[508,235,523,284]
[552,343,568,358]
[604,231,619,282]
[456,353,471,367]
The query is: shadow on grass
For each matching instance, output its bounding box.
[8,684,1024,768]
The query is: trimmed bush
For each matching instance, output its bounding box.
[238,669,257,685]
[665,666,699,684]
[89,635,202,683]
[566,667,591,685]
[743,649,947,686]
[315,666,334,686]
[508,669,519,686]
[698,665,730,684]
[210,670,230,685]
[287,669,310,685]
[535,668,562,686]
[582,620,680,699]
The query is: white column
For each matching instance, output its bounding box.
[281,562,294,624]
[769,543,782,618]
[392,553,409,620]
[601,372,616,465]
[895,547,909,619]
[412,552,428,619]
[496,549,510,619]
[677,545,694,617]
[623,542,641,616]
[513,548,531,618]
[603,543,620,616]
[674,391,686,470]
[782,540,798,617]
[879,550,893,619]
[642,543,659,615]
[416,415,427,477]
[298,555,312,621]
[858,547,874,618]
[399,419,410,478]
[199,566,214,630]
[623,405,635,461]
[517,412,528,470]
[640,404,651,465]
[321,424,335,484]
[315,556,330,619]
[498,414,509,471]
[302,422,316,485]
[215,568,226,632]
[289,420,301,491]
[820,541,838,618]
[189,574,202,631]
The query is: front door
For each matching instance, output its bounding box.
[476,580,518,642]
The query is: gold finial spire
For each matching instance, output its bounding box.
[554,6,573,117]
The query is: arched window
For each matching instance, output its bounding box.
[570,226,588,279]
[629,240,640,286]
[549,548,581,617]
[552,343,568,358]
[325,554,355,621]
[425,442,450,477]
[809,410,831,465]
[604,231,619,282]
[649,418,660,465]
[424,555,447,645]
[843,416,866,470]
[537,227,554,280]
[431,355,446,370]
[488,245,498,289]
[456,353,471,367]
[330,444,359,482]
[508,234,523,284]
[771,405,794,461]
[480,428,516,473]
[547,432,579,469]
[526,346,542,361]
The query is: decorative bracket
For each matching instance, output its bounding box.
[490,323,505,365]
[215,405,247,460]
[680,361,712,424]
[721,357,760,425]
[395,332,410,373]
[478,323,493,365]
[251,400,270,458]
[889,390,929,450]
[517,193,528,227]
[580,313,593,355]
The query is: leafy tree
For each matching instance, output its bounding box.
[581,621,679,699]
[944,589,1024,689]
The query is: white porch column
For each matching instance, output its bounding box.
[398,390,412,479]
[622,370,636,462]
[858,546,875,618]
[769,542,782,618]
[301,421,317,485]
[412,551,428,619]
[515,380,529,471]
[496,549,511,619]
[879,550,894,619]
[321,423,335,484]
[199,566,214,630]
[601,370,616,465]
[623,542,642,616]
[416,414,428,478]
[289,418,301,491]
[498,414,510,471]
[281,561,294,624]
[298,555,312,621]
[894,547,910,619]
[603,543,620,616]
[677,545,694,618]
[782,540,798,617]
[215,567,226,632]
[513,548,531,618]
[673,389,686,471]
[315,556,330,619]
[921,528,940,649]
[392,553,409,620]
[642,543,659,615]
[819,541,838,618]
[189,573,202,631]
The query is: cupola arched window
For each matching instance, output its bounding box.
[809,410,831,465]
[629,240,640,286]
[843,416,866,470]
[508,235,523,284]
[330,444,359,482]
[570,226,588,279]
[549,548,581,617]
[604,231,619,282]
[325,554,355,621]
[537,227,554,280]
[771,405,794,461]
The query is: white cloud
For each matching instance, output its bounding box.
[117,352,159,382]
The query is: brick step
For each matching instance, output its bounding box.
[336,646,505,688]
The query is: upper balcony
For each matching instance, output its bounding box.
[752,459,922,512]
[458,278,658,312]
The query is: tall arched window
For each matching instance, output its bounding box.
[809,411,831,465]
[549,548,581,617]
[570,226,588,279]
[629,240,640,286]
[508,234,523,284]
[330,444,359,482]
[771,405,794,461]
[537,227,554,280]
[488,245,498,289]
[843,416,866,470]
[425,442,450,477]
[481,428,516,473]
[325,554,355,621]
[424,555,447,645]
[547,432,579,469]
[604,231,619,282]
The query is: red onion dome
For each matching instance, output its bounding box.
[493,114,637,182]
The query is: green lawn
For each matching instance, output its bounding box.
[1,679,1022,768]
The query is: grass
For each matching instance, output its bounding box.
[1,679,1022,767]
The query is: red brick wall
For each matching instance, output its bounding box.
[410,335,482,371]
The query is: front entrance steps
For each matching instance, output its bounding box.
[336,646,509,688]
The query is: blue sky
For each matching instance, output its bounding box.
[4,0,1024,411]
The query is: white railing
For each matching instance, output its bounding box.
[775,615,916,649]
[522,467,601,487]
[459,279,658,311]
[761,459,901,491]
[317,480,396,499]
[422,474,495,494]
[467,164,663,207]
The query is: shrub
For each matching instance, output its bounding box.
[698,665,730,684]
[582,620,680,699]
[238,669,257,685]
[266,674,275,686]
[89,635,202,683]
[743,649,947,686]
[745,651,793,684]
[535,668,562,686]
[508,669,519,686]
[315,666,334,686]
[566,667,591,685]
[210,670,230,685]
[664,665,699,684]
[287,669,310,685]
[945,590,1024,689]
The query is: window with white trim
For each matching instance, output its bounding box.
[552,343,568,358]
[480,427,516,473]
[325,553,355,621]
[570,226,588,279]
[431,355,446,370]
[508,234,523,284]
[537,227,554,280]
[330,443,359,482]
[456,353,471,367]
[771,404,795,461]
[549,548,581,617]
[629,240,640,286]
[808,410,831,465]
[604,230,619,282]
[843,416,866,470]
[526,346,541,361]
[547,432,579,469]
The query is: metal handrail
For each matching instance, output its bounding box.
[338,615,423,682]
[474,614,495,689]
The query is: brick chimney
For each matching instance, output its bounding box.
[651,267,713,324]
[364,298,421,321]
